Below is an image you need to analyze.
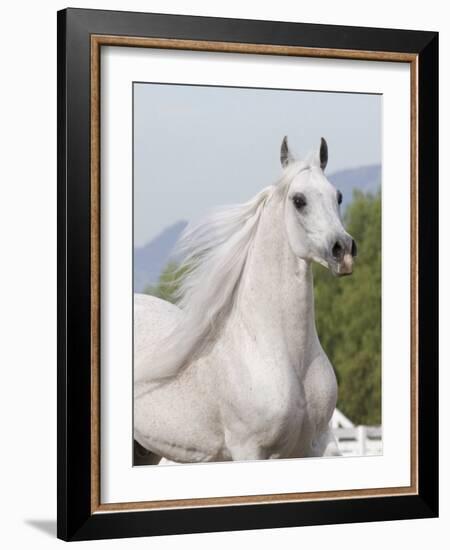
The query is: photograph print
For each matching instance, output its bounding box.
[133,82,382,466]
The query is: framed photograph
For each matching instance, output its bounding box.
[57,8,438,541]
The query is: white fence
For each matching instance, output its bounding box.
[331,409,382,457]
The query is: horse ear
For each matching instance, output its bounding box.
[319,137,328,170]
[280,136,294,168]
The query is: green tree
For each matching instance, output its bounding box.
[143,261,188,303]
[313,190,381,425]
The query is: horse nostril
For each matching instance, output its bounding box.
[332,241,344,260]
[351,239,357,257]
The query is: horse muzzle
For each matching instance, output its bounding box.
[330,238,357,277]
[334,253,354,276]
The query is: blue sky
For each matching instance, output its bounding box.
[134,83,381,246]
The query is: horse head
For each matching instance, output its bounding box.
[281,136,357,276]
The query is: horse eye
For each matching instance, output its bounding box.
[337,190,343,205]
[293,193,307,210]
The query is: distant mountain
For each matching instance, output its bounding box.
[134,220,187,293]
[134,165,381,291]
[328,164,381,211]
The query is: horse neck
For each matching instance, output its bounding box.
[235,193,319,369]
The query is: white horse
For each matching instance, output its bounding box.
[134,137,357,465]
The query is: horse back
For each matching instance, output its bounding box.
[134,294,182,383]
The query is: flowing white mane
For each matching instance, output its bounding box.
[144,162,309,383]
[175,186,273,311]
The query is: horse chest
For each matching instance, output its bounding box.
[302,353,338,435]
[220,365,305,457]
[219,350,337,459]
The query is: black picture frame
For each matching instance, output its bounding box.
[57,7,438,541]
